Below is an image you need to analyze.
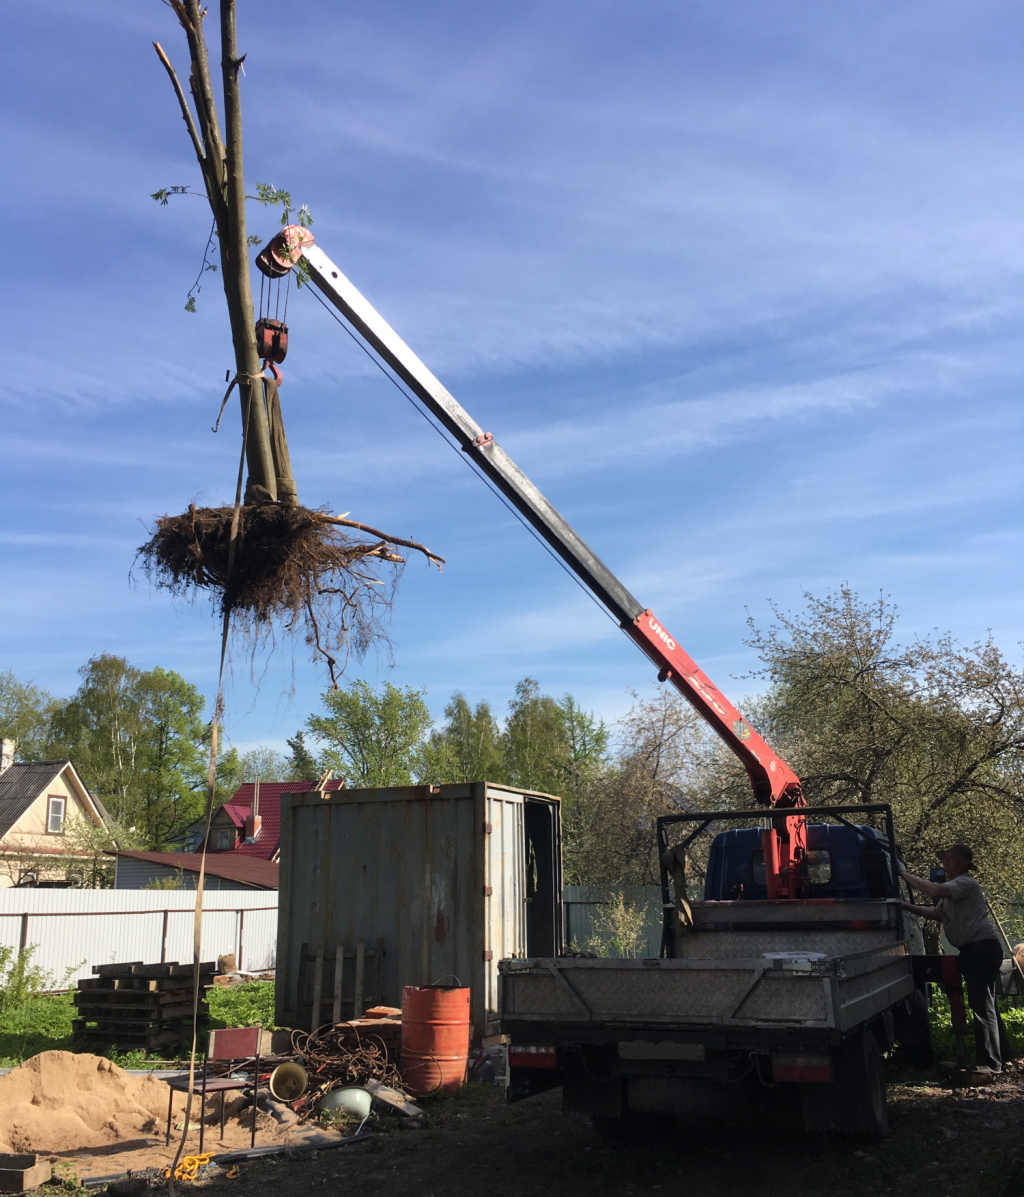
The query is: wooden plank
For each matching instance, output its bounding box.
[354,940,365,1018]
[75,1002,205,1021]
[92,962,144,977]
[311,945,325,1031]
[74,988,206,1007]
[332,941,344,1024]
[373,937,384,1006]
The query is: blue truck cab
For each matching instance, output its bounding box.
[703,823,896,903]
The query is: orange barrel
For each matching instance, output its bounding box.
[400,985,471,1095]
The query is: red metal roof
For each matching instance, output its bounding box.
[114,850,279,889]
[216,781,347,860]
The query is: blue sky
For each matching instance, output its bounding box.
[2,0,1021,756]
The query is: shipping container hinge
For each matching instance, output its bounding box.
[483,822,493,834]
[482,886,493,897]
[482,950,494,961]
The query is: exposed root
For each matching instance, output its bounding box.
[136,503,443,684]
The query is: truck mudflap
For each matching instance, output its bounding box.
[500,941,913,1033]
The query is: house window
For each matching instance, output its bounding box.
[215,828,235,850]
[47,796,66,834]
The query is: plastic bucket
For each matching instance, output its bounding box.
[400,985,471,1095]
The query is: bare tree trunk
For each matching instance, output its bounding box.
[159,1,299,506]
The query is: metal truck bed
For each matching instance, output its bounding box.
[500,899,914,1036]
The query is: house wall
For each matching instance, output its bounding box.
[0,769,100,889]
[113,856,265,891]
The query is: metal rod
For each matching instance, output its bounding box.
[311,945,324,1031]
[659,804,893,827]
[303,246,644,626]
[374,937,384,1007]
[354,940,365,1018]
[332,941,344,1024]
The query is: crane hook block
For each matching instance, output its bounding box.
[256,318,288,364]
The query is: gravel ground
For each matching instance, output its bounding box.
[187,1059,1024,1197]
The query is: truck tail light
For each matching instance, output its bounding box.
[772,1053,832,1083]
[508,1044,558,1069]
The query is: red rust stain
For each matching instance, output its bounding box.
[434,910,447,945]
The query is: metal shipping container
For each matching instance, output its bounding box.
[276,782,562,1039]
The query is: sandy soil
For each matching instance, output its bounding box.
[0,1052,341,1183]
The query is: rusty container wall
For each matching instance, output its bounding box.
[275,782,561,1039]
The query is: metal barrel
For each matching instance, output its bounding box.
[400,985,471,1095]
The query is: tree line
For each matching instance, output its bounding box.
[3,588,1022,923]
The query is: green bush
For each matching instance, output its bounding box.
[206,979,276,1030]
[0,946,54,1013]
[927,985,1024,1061]
[0,991,75,1066]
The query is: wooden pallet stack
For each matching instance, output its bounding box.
[73,961,216,1052]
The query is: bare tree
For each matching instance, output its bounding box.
[154,1,294,505]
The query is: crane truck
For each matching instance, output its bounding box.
[258,225,1014,1139]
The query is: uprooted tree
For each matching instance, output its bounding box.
[143,0,442,682]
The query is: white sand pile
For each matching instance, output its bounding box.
[0,1051,185,1154]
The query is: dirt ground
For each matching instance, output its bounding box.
[160,1060,1024,1197]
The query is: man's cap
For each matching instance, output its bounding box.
[940,843,973,867]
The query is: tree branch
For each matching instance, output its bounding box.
[152,42,207,167]
[320,515,445,569]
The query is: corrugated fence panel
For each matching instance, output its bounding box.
[0,890,277,987]
[563,885,663,958]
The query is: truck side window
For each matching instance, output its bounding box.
[751,851,766,887]
[753,849,831,888]
[805,850,832,885]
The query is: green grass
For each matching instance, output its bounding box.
[0,991,75,1066]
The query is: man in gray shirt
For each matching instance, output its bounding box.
[900,844,1005,1075]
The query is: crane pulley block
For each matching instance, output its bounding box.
[255,317,288,364]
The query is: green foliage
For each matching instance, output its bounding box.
[583,892,647,959]
[151,184,190,205]
[0,946,52,1013]
[286,730,320,781]
[501,679,566,795]
[0,991,75,1068]
[923,986,1024,1063]
[744,587,1024,904]
[142,870,186,890]
[308,680,432,787]
[237,745,289,783]
[0,668,61,761]
[50,656,210,850]
[255,182,313,229]
[419,693,505,784]
[207,979,276,1030]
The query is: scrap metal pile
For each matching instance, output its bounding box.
[291,1007,404,1101]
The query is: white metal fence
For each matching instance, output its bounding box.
[0,890,278,989]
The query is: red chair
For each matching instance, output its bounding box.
[164,1026,263,1152]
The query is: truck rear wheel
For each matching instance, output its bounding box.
[836,1027,888,1139]
[800,1028,888,1139]
[894,989,935,1068]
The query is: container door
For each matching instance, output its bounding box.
[524,798,561,957]
[483,789,527,1021]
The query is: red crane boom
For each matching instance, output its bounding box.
[262,227,807,898]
